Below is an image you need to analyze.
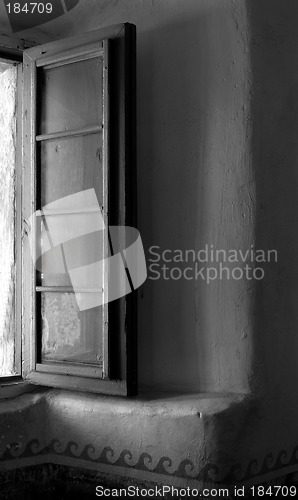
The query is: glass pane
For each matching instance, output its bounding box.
[39,57,103,135]
[38,230,107,287]
[41,293,103,365]
[0,63,19,376]
[40,133,103,205]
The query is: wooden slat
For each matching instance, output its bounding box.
[26,371,127,395]
[36,206,103,216]
[36,363,103,379]
[36,125,103,142]
[36,286,103,293]
[26,24,125,63]
[102,40,110,380]
[38,49,104,70]
[36,43,104,68]
[22,51,37,377]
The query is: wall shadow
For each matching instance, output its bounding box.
[228,0,298,465]
[137,9,216,391]
[249,0,298,399]
[137,2,252,393]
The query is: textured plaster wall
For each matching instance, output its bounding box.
[228,0,298,470]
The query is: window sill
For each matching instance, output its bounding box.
[0,379,38,400]
[0,388,254,488]
[0,385,251,415]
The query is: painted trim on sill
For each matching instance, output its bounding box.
[1,438,298,488]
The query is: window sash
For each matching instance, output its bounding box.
[22,23,137,396]
[35,40,109,378]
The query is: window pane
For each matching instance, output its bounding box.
[40,133,103,205]
[38,230,106,287]
[0,63,18,376]
[38,57,103,135]
[41,292,103,365]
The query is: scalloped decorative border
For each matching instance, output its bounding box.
[1,439,298,485]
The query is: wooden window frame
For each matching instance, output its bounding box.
[19,23,137,396]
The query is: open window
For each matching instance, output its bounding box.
[0,48,23,382]
[1,24,137,396]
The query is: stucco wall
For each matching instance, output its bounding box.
[231,0,298,471]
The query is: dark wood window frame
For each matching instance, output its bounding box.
[0,23,137,397]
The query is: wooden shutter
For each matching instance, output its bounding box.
[22,24,137,396]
